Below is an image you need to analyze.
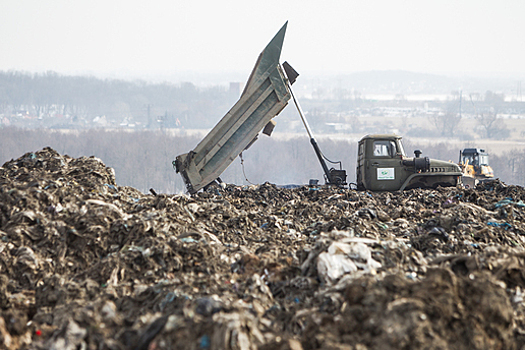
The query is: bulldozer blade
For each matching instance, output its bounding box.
[175,22,291,194]
[462,175,478,188]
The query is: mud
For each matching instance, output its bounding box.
[2,147,525,349]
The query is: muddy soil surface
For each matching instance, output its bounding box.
[2,147,525,349]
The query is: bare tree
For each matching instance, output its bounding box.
[430,111,462,137]
[473,91,510,139]
[430,93,462,136]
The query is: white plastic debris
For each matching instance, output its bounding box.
[317,242,381,283]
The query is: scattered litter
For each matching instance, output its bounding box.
[1,148,525,349]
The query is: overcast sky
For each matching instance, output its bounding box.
[1,0,524,81]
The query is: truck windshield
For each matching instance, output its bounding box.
[373,140,397,157]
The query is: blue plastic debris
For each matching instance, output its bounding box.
[199,335,210,349]
[495,197,525,208]
[487,221,512,230]
[128,196,140,203]
[160,292,177,310]
[104,184,117,191]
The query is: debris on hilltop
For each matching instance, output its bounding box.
[2,147,525,349]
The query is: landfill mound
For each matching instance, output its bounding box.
[2,147,525,350]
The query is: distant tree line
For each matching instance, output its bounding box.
[1,127,524,193]
[0,71,237,129]
[428,90,512,140]
[1,71,523,140]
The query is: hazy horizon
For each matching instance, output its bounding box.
[2,68,522,92]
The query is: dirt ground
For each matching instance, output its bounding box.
[2,147,525,349]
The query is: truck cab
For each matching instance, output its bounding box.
[356,134,462,191]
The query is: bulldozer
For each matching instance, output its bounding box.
[459,148,494,188]
[173,23,462,193]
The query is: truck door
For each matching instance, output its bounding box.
[367,139,403,191]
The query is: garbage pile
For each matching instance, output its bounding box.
[2,147,525,349]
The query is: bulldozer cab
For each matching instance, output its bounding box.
[460,148,489,167]
[459,148,494,184]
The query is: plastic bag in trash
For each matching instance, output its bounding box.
[317,242,381,283]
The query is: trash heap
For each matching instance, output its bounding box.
[2,147,525,349]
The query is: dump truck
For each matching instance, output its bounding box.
[173,23,293,194]
[459,148,494,187]
[173,23,462,193]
